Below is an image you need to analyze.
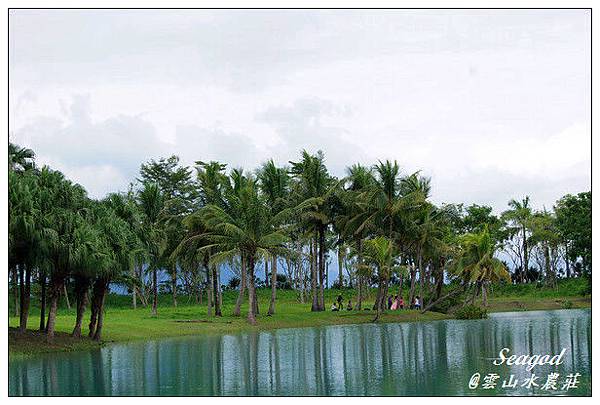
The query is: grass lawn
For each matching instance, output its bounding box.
[8,282,591,358]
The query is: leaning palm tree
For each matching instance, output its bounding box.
[450,226,511,307]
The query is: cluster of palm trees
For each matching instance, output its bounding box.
[9,144,144,341]
[10,142,589,334]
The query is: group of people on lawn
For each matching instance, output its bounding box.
[330,294,421,312]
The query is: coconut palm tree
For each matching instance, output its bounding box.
[9,142,36,172]
[197,174,290,324]
[450,226,511,307]
[502,196,533,283]
[257,160,290,315]
[137,182,165,316]
[289,150,335,311]
[351,161,426,309]
[360,236,400,321]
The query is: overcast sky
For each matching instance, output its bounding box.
[9,9,591,213]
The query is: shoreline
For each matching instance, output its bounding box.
[9,295,591,360]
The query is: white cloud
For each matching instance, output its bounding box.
[8,10,591,210]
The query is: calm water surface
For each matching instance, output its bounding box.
[9,309,591,396]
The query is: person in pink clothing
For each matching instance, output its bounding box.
[390,295,399,310]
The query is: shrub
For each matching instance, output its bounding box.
[454,304,488,320]
[562,300,573,309]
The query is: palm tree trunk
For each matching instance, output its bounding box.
[234,254,247,316]
[19,264,31,333]
[544,244,555,287]
[247,253,257,325]
[206,262,213,317]
[398,274,404,301]
[171,266,178,307]
[264,259,269,288]
[356,238,363,310]
[421,283,467,314]
[418,251,424,306]
[12,266,19,318]
[72,277,90,338]
[408,263,417,307]
[151,265,158,316]
[88,279,102,338]
[39,271,46,331]
[337,245,344,288]
[310,236,319,312]
[213,265,222,317]
[63,283,71,310]
[318,226,325,311]
[268,256,277,315]
[46,275,65,342]
[482,282,488,307]
[373,275,389,321]
[132,265,137,309]
[522,226,529,283]
[92,280,108,341]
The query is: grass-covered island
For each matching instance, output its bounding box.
[9,144,591,359]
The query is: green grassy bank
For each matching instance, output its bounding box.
[8,278,591,358]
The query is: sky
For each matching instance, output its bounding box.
[9,9,591,213]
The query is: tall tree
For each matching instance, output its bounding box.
[257,160,290,315]
[137,183,165,316]
[289,150,335,311]
[502,196,534,283]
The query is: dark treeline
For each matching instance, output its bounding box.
[9,143,591,339]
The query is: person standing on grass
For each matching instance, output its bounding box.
[387,295,393,310]
[399,296,405,309]
[414,296,421,310]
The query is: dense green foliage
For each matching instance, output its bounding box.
[9,142,591,345]
[454,305,488,320]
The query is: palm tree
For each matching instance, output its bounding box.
[137,182,165,316]
[336,164,375,309]
[197,175,290,324]
[502,196,533,283]
[360,236,399,321]
[69,215,103,338]
[450,226,511,306]
[257,160,290,315]
[289,150,335,311]
[195,161,230,316]
[30,167,89,341]
[9,143,35,172]
[8,170,39,330]
[88,203,138,341]
[351,161,426,309]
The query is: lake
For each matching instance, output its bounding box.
[9,309,591,396]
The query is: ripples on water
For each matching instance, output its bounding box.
[9,309,591,396]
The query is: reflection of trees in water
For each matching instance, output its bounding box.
[8,310,592,396]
